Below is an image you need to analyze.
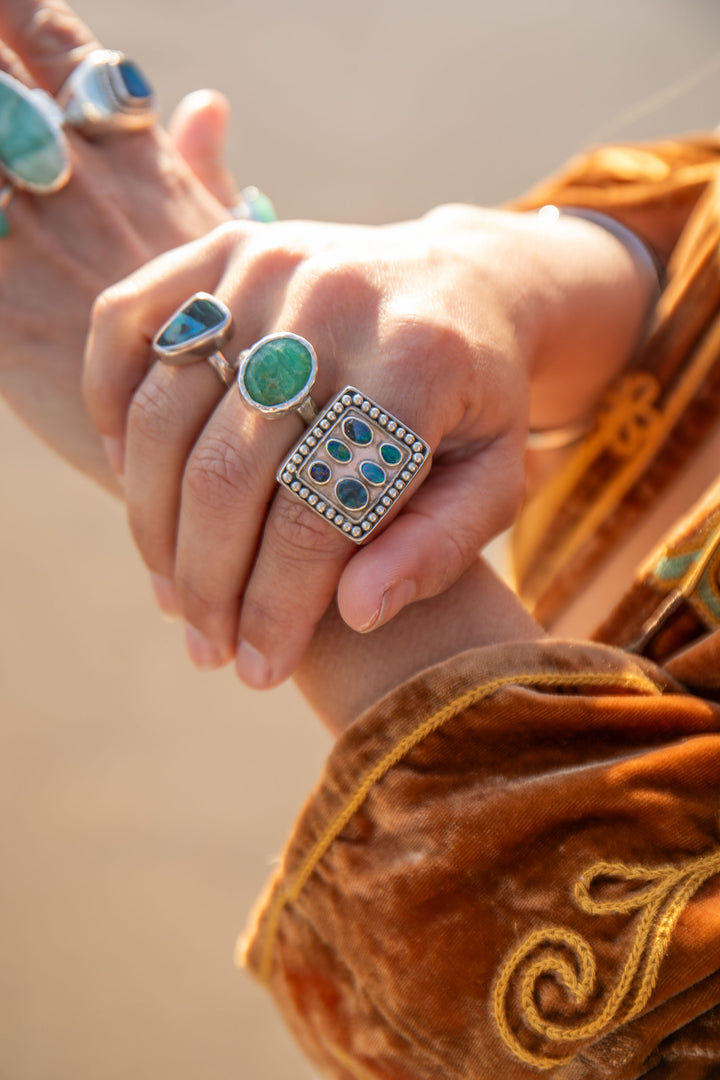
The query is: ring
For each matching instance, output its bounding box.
[231,186,278,223]
[57,50,155,135]
[235,332,430,542]
[0,71,71,197]
[237,333,319,424]
[153,293,237,387]
[277,387,430,543]
[0,182,13,238]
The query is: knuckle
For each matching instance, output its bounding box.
[184,433,253,514]
[291,255,379,319]
[23,5,93,62]
[127,377,179,446]
[272,493,345,562]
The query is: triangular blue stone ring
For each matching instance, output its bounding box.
[58,50,156,135]
[0,71,72,198]
[153,292,237,388]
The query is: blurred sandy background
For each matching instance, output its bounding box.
[2,2,720,1077]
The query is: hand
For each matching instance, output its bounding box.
[83,204,655,686]
[0,0,237,488]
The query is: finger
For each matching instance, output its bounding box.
[0,0,99,94]
[83,222,250,451]
[168,89,238,209]
[336,434,526,632]
[0,36,32,82]
[174,395,322,670]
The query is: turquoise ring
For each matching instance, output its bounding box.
[58,50,155,136]
[153,292,237,387]
[0,71,72,200]
[237,333,319,425]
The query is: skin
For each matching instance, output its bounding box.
[0,0,237,487]
[83,206,657,688]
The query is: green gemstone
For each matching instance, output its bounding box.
[0,207,8,239]
[243,336,313,407]
[0,79,66,189]
[380,443,402,466]
[241,186,278,223]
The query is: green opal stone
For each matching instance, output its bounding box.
[0,81,66,188]
[243,336,313,407]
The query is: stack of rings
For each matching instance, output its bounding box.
[0,49,155,235]
[0,47,277,237]
[153,292,431,543]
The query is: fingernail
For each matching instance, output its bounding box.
[185,623,223,670]
[359,579,416,633]
[102,435,125,477]
[236,640,272,689]
[149,573,179,620]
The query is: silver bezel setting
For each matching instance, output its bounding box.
[277,386,430,543]
[0,71,71,194]
[237,332,318,418]
[152,292,234,366]
[59,49,156,134]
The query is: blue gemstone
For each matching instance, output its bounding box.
[360,461,385,486]
[156,297,226,349]
[118,59,153,100]
[309,461,331,485]
[336,478,369,510]
[327,439,351,463]
[343,417,372,445]
[380,443,402,466]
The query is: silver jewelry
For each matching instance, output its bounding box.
[58,50,155,135]
[231,186,277,223]
[152,292,237,387]
[277,387,430,543]
[0,70,71,195]
[236,333,319,424]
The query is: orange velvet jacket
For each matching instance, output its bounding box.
[241,136,720,1080]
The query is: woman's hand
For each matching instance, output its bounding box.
[0,0,236,488]
[83,204,655,686]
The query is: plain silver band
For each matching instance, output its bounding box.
[206,351,238,387]
[297,397,319,425]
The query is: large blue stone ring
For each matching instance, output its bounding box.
[57,50,155,136]
[0,71,72,204]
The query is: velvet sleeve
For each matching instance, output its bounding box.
[240,640,720,1080]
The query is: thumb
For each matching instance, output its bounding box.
[168,89,238,208]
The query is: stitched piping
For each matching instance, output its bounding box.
[257,668,663,983]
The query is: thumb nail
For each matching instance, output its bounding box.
[358,579,416,633]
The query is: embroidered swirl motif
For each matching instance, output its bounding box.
[649,517,720,628]
[596,371,662,458]
[493,848,720,1070]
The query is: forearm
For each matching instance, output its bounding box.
[294,557,545,735]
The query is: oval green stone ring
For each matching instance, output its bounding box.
[237,333,319,424]
[0,70,71,196]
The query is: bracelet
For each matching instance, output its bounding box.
[527,204,664,452]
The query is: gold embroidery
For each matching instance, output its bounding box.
[493,848,720,1070]
[249,668,663,983]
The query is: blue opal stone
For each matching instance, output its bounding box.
[380,443,402,466]
[309,461,331,485]
[156,296,226,349]
[327,439,351,463]
[336,478,369,511]
[343,417,372,445]
[360,461,385,486]
[118,59,153,100]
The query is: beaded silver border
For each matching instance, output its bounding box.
[276,386,429,543]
